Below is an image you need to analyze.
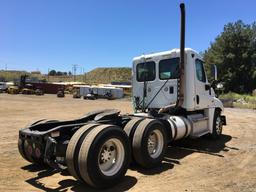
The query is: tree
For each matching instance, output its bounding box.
[204,20,256,93]
[48,70,56,76]
[56,71,63,76]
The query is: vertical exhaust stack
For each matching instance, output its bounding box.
[176,3,186,108]
[180,3,185,69]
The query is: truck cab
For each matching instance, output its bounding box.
[132,48,223,112]
[132,48,226,138]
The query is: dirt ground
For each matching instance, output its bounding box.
[0,94,255,192]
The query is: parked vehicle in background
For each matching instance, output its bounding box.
[0,82,7,93]
[73,88,81,98]
[35,89,44,96]
[57,88,65,97]
[7,85,20,94]
[21,84,35,95]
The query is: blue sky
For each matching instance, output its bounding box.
[0,0,255,74]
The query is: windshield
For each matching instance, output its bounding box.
[136,61,156,82]
[159,57,179,80]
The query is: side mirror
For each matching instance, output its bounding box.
[211,65,217,81]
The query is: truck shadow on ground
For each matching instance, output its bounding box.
[22,134,236,192]
[132,134,236,175]
[22,164,137,192]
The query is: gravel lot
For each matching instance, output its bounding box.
[0,94,255,192]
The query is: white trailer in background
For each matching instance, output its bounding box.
[75,85,124,99]
[77,85,91,96]
[96,86,123,99]
[0,82,7,92]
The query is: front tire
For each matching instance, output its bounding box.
[210,109,223,139]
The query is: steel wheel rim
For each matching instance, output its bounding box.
[216,116,222,135]
[98,138,124,176]
[147,129,164,159]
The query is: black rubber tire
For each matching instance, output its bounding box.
[123,118,143,163]
[132,118,167,169]
[78,124,130,188]
[124,118,144,139]
[66,123,98,180]
[210,109,223,139]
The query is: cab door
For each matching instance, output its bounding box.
[194,59,213,109]
[146,57,179,109]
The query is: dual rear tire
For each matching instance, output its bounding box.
[66,124,130,188]
[124,118,167,168]
[66,118,167,188]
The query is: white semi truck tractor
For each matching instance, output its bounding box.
[18,3,226,189]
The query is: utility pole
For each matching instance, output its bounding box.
[72,64,78,82]
[82,67,86,82]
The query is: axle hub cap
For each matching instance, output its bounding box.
[98,138,125,176]
[147,129,164,159]
[216,116,222,135]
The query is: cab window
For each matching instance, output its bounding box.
[136,61,156,82]
[195,59,206,82]
[159,57,179,80]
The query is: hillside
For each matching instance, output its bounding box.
[84,67,131,84]
[0,67,132,84]
[0,70,30,82]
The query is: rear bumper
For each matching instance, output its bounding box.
[18,128,46,165]
[19,128,68,168]
[18,122,85,168]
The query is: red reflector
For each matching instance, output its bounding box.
[35,148,41,158]
[27,145,33,155]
